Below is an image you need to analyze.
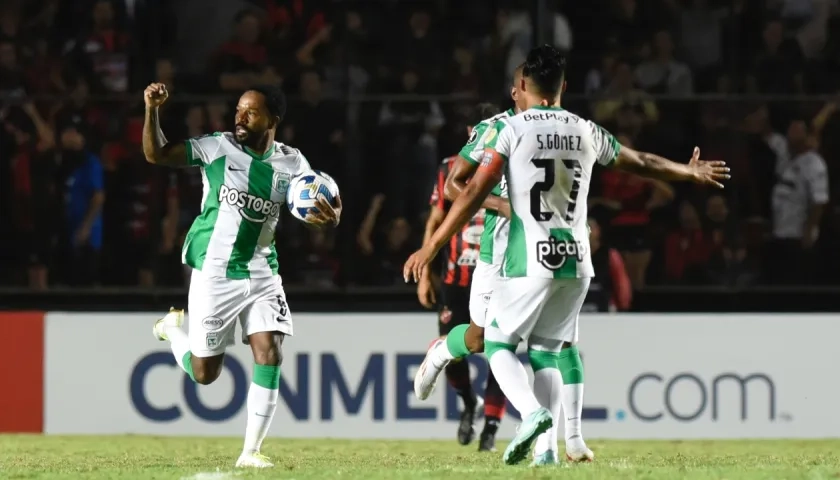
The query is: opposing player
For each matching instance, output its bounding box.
[142,82,341,468]
[404,45,729,465]
[419,103,511,450]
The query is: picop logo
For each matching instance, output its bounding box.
[218,184,281,223]
[536,235,587,270]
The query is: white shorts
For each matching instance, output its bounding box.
[187,269,293,358]
[486,276,590,349]
[469,260,501,327]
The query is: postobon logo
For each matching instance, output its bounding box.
[536,236,587,270]
[218,184,281,223]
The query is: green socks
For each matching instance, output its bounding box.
[252,364,281,389]
[557,345,584,384]
[445,324,472,359]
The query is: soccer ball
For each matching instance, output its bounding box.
[286,170,340,222]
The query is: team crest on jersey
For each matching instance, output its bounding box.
[272,172,291,193]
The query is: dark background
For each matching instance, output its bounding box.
[2,0,840,311]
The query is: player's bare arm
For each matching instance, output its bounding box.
[444,156,510,218]
[417,205,445,308]
[142,83,188,167]
[614,145,730,188]
[404,149,501,283]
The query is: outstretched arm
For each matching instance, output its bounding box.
[614,145,729,188]
[142,83,188,167]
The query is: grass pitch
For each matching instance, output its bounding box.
[1,436,839,479]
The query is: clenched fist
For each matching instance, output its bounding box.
[144,83,169,108]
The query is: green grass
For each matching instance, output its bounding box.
[1,436,839,479]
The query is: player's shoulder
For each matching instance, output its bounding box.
[192,131,228,144]
[272,141,302,159]
[270,142,309,172]
[477,109,515,127]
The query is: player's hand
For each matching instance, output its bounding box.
[144,83,169,108]
[403,244,436,284]
[416,273,436,309]
[305,194,342,227]
[687,147,730,189]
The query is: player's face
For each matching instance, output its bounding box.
[235,91,272,144]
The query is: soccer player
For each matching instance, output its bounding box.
[141,82,341,468]
[404,45,729,465]
[419,103,511,450]
[415,66,528,451]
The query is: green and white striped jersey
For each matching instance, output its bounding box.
[485,106,620,279]
[181,132,310,279]
[458,109,515,266]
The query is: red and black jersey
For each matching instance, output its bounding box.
[429,156,485,287]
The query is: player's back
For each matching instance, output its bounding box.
[490,106,619,279]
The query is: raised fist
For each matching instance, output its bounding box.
[144,83,169,108]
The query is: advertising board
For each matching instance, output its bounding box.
[42,313,840,439]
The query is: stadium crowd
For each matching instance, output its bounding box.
[1,0,840,292]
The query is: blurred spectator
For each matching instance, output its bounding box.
[592,60,659,126]
[283,69,345,182]
[705,194,757,286]
[213,9,269,92]
[56,122,105,286]
[293,228,339,288]
[63,0,131,93]
[679,0,726,91]
[767,118,829,284]
[591,134,674,288]
[584,51,618,95]
[377,67,444,222]
[583,217,632,312]
[0,39,26,98]
[635,30,693,96]
[664,200,712,284]
[747,19,805,94]
[4,102,56,289]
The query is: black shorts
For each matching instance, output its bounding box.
[438,283,471,335]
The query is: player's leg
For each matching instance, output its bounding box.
[153,269,236,384]
[484,277,553,465]
[235,275,293,468]
[529,277,593,463]
[437,285,479,445]
[468,261,505,452]
[414,263,492,400]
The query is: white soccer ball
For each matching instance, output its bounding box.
[286,170,340,222]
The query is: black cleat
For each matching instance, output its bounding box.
[457,405,477,445]
[478,419,499,452]
[478,429,497,452]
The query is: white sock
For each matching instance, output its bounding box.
[242,382,279,454]
[165,325,191,371]
[533,368,563,456]
[562,383,584,444]
[429,339,456,369]
[488,350,542,417]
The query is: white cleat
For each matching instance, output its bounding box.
[235,452,274,468]
[152,307,183,341]
[565,436,595,463]
[414,338,449,400]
